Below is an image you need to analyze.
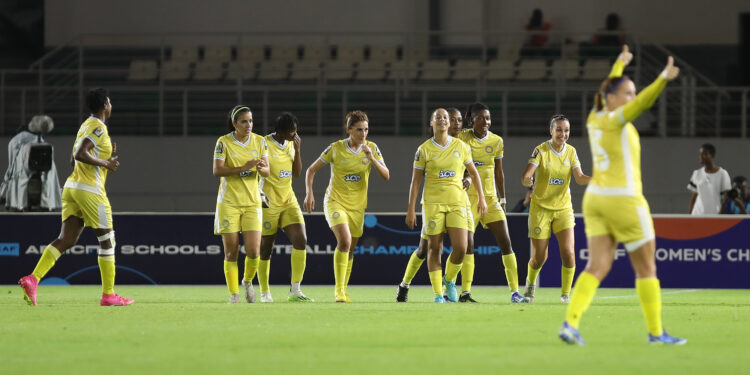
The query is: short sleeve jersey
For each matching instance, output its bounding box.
[414,137,473,205]
[213,132,268,206]
[319,139,384,211]
[528,141,581,210]
[261,134,298,207]
[64,117,113,196]
[458,129,503,199]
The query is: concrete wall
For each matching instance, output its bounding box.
[3,134,748,213]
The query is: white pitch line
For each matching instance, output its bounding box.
[598,289,700,300]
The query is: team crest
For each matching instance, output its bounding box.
[428,221,437,229]
[361,156,369,165]
[533,227,542,235]
[215,141,224,154]
[485,145,493,154]
[564,159,571,167]
[452,150,461,159]
[93,127,104,137]
[222,219,230,229]
[251,149,259,158]
[332,212,341,219]
[263,222,272,230]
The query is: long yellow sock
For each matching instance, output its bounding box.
[502,253,519,291]
[32,245,62,281]
[444,259,462,283]
[561,266,576,296]
[257,259,270,292]
[565,272,600,329]
[333,249,348,290]
[636,277,664,336]
[527,263,542,286]
[461,254,475,292]
[402,251,425,284]
[345,257,354,288]
[224,260,239,294]
[244,256,259,282]
[98,255,115,294]
[428,270,443,295]
[290,248,306,284]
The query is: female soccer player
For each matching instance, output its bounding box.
[558,45,686,345]
[396,108,474,302]
[213,105,270,304]
[458,102,527,303]
[521,114,590,303]
[405,108,487,303]
[255,112,312,302]
[304,110,390,302]
[18,88,133,306]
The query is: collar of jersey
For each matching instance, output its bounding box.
[268,133,288,149]
[471,129,490,142]
[87,116,107,127]
[231,131,251,147]
[345,139,363,154]
[548,140,566,156]
[430,136,452,150]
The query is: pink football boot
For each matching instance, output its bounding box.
[100,293,134,306]
[18,275,39,306]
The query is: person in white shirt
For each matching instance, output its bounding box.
[688,143,731,215]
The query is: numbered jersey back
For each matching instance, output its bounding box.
[586,109,643,197]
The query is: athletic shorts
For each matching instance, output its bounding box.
[324,199,364,238]
[214,203,262,234]
[262,202,305,236]
[420,197,474,239]
[421,203,470,236]
[61,188,112,229]
[469,194,506,230]
[528,203,575,239]
[582,192,655,252]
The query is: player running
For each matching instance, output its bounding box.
[521,114,590,303]
[18,88,133,306]
[213,105,270,304]
[558,45,686,345]
[304,110,390,302]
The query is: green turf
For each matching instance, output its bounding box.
[1,285,747,374]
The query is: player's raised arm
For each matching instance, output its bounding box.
[620,56,679,124]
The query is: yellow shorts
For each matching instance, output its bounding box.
[528,203,575,239]
[422,204,470,236]
[420,198,474,239]
[262,203,305,236]
[214,203,262,234]
[469,194,506,230]
[324,200,364,237]
[582,193,655,252]
[61,188,112,229]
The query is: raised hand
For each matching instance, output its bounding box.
[617,44,633,65]
[361,143,373,159]
[292,133,301,150]
[661,56,680,81]
[105,155,120,171]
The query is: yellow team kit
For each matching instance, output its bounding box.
[458,129,506,228]
[260,134,305,236]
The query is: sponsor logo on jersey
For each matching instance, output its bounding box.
[439,170,456,178]
[93,127,104,137]
[239,170,254,177]
[474,161,485,167]
[279,170,292,178]
[549,177,565,185]
[215,141,224,154]
[345,174,361,182]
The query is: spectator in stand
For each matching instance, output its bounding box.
[721,176,750,214]
[594,13,626,47]
[525,9,551,48]
[688,143,731,215]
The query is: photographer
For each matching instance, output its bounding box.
[721,176,750,214]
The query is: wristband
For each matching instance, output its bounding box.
[499,198,506,204]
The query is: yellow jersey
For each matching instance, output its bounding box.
[457,129,503,199]
[64,117,113,196]
[528,140,581,210]
[261,134,298,207]
[414,137,473,206]
[319,139,384,210]
[213,132,268,206]
[586,60,667,197]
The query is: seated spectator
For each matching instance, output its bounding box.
[722,176,750,214]
[525,8,551,48]
[594,13,626,47]
[687,143,731,215]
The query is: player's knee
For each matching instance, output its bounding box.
[337,238,352,252]
[259,246,273,260]
[291,236,307,251]
[96,230,116,249]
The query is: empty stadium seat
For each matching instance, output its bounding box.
[127,60,158,81]
[162,60,191,80]
[203,45,231,63]
[496,44,521,62]
[389,61,419,80]
[289,61,321,81]
[226,61,257,80]
[258,61,289,80]
[237,45,265,63]
[551,59,581,80]
[193,61,224,80]
[170,46,199,62]
[356,61,387,81]
[581,59,612,80]
[406,45,429,62]
[271,45,298,62]
[453,60,482,80]
[336,45,364,63]
[420,60,451,80]
[486,59,516,80]
[369,45,398,62]
[517,59,548,80]
[326,60,354,80]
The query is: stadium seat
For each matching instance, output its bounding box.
[551,59,581,80]
[170,46,199,63]
[163,60,191,80]
[289,61,321,81]
[237,45,265,63]
[270,45,298,62]
[302,45,328,63]
[226,61,257,80]
[581,59,612,80]
[406,44,429,62]
[202,45,231,63]
[258,61,289,80]
[517,59,548,80]
[326,60,354,80]
[336,45,364,63]
[453,60,482,80]
[193,61,224,80]
[356,61,387,81]
[127,60,158,81]
[389,61,419,80]
[486,59,516,80]
[369,45,398,63]
[420,60,451,80]
[496,43,521,62]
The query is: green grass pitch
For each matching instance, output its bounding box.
[1,285,748,374]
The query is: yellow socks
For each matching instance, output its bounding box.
[527,263,542,286]
[224,260,239,294]
[636,277,664,336]
[561,266,576,296]
[244,256,259,282]
[461,254,475,292]
[565,272,600,329]
[333,248,348,290]
[290,248,306,284]
[444,259,462,284]
[428,270,443,295]
[502,253,519,291]
[98,255,115,295]
[402,251,425,284]
[257,259,270,293]
[345,257,354,288]
[32,245,62,281]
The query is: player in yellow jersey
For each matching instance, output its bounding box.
[254,112,312,302]
[213,105,270,304]
[457,102,527,303]
[304,110,390,302]
[18,88,133,306]
[559,45,686,345]
[396,107,474,302]
[521,114,590,303]
[406,108,487,303]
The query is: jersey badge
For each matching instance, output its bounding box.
[93,127,104,137]
[484,145,493,154]
[215,142,224,154]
